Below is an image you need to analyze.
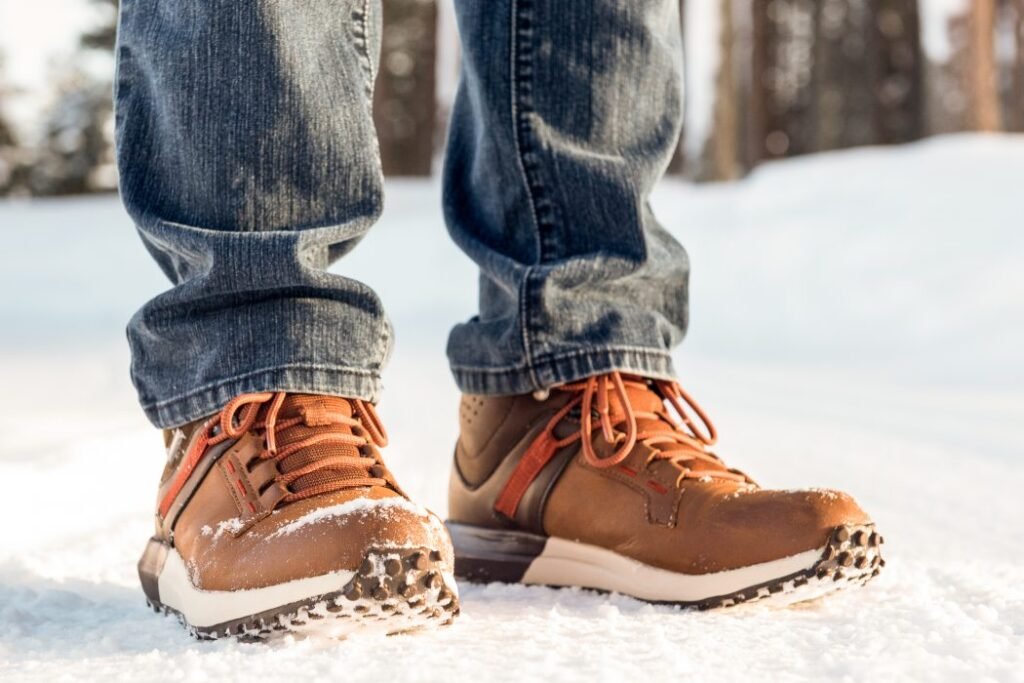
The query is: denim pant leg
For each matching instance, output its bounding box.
[115,0,389,428]
[444,0,689,395]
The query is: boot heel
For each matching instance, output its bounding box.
[445,522,547,584]
[138,537,170,606]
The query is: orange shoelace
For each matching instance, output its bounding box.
[217,392,389,502]
[159,392,390,517]
[495,371,748,519]
[544,372,747,488]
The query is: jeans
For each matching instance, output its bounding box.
[115,0,689,429]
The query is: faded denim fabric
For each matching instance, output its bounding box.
[116,0,688,428]
[444,0,688,394]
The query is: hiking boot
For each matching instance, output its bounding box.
[446,372,884,609]
[139,392,459,639]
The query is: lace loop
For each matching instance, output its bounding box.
[555,372,744,483]
[492,372,748,520]
[655,379,717,446]
[353,400,389,448]
[579,373,637,468]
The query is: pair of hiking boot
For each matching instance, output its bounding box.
[140,372,882,639]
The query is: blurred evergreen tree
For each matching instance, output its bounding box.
[0,114,13,148]
[28,76,114,195]
[28,0,118,195]
[81,0,120,52]
[0,105,20,194]
[0,55,29,195]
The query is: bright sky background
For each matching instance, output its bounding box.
[0,1,97,82]
[0,0,103,134]
[920,0,969,61]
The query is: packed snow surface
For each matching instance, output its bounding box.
[1,135,1022,681]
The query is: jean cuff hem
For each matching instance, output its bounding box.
[450,347,677,396]
[140,364,383,429]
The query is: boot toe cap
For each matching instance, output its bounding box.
[694,486,873,571]
[191,490,453,591]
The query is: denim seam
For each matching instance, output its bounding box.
[509,0,543,245]
[518,268,541,389]
[511,0,547,391]
[511,0,557,256]
[140,214,380,240]
[450,347,677,396]
[450,345,675,374]
[353,0,373,96]
[357,0,386,217]
[142,362,380,410]
[377,312,392,375]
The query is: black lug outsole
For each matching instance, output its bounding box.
[692,524,884,610]
[144,546,460,641]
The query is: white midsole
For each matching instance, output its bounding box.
[157,549,356,628]
[158,549,459,629]
[521,537,824,603]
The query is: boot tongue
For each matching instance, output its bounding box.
[619,382,684,441]
[621,382,666,414]
[265,395,368,495]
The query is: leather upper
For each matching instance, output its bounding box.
[153,394,453,591]
[449,380,871,574]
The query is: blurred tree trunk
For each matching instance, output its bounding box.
[934,0,1002,132]
[749,0,818,162]
[731,0,754,171]
[873,0,924,143]
[374,0,438,176]
[813,0,875,150]
[966,0,1002,130]
[703,0,741,180]
[1007,0,1024,131]
[749,0,775,161]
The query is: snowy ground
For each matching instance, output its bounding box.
[1,134,1022,681]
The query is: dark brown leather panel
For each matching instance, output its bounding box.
[448,417,548,531]
[160,436,241,542]
[455,392,575,488]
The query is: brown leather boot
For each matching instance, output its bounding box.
[140,392,459,639]
[447,372,884,609]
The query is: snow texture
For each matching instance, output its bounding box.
[1,135,1022,681]
[268,497,430,539]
